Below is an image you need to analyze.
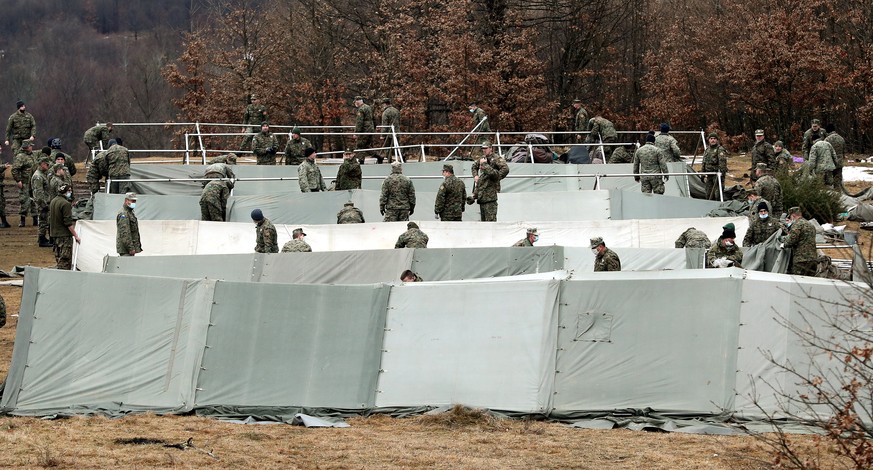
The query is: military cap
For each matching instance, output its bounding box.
[721,226,736,239]
[382,97,391,104]
[589,237,604,249]
[292,227,307,237]
[16,100,24,108]
[50,163,64,172]
[37,156,52,165]
[391,161,402,168]
[757,201,769,212]
[660,123,670,133]
[811,118,821,125]
[773,140,784,147]
[756,163,768,171]
[344,201,354,207]
[125,192,137,200]
[108,139,117,146]
[746,189,758,196]
[227,154,238,163]
[788,206,802,215]
[407,221,419,229]
[251,208,263,221]
[572,99,581,103]
[291,127,302,135]
[754,129,764,136]
[21,140,33,147]
[250,93,258,100]
[723,222,735,231]
[50,138,62,148]
[354,95,363,101]
[442,164,454,173]
[708,132,719,140]
[527,227,538,235]
[57,183,70,193]
[481,141,492,148]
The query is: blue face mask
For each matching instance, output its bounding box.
[533,235,539,242]
[129,202,136,210]
[759,213,768,220]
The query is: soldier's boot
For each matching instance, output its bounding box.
[32,216,39,226]
[38,234,53,248]
[0,216,10,228]
[19,216,26,227]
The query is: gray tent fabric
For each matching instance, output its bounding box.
[740,229,790,273]
[706,199,750,217]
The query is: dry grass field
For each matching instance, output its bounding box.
[0,156,865,468]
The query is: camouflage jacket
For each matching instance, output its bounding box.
[48,173,66,200]
[513,237,534,247]
[784,218,817,264]
[574,107,589,132]
[335,158,362,190]
[807,140,836,173]
[337,206,365,224]
[106,144,130,177]
[633,143,668,175]
[281,239,312,253]
[594,248,621,272]
[675,228,711,248]
[116,205,142,255]
[298,159,326,192]
[208,154,236,164]
[200,180,231,214]
[11,150,35,183]
[701,145,728,176]
[284,136,312,165]
[472,107,490,134]
[395,228,429,248]
[750,140,775,170]
[31,169,51,207]
[706,239,743,268]
[254,218,278,253]
[356,104,375,133]
[86,151,110,193]
[801,128,824,158]
[84,125,111,146]
[204,162,235,180]
[586,117,617,141]
[6,111,36,140]
[242,104,268,126]
[754,175,783,214]
[381,106,400,132]
[655,133,681,161]
[772,149,793,173]
[742,217,784,247]
[380,173,416,211]
[824,132,845,169]
[608,146,634,164]
[473,159,503,204]
[471,155,509,192]
[435,175,466,219]
[51,149,77,177]
[252,132,278,164]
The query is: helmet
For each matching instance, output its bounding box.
[50,138,62,149]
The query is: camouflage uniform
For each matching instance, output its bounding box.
[204,162,235,180]
[116,204,142,256]
[674,228,711,248]
[298,158,326,192]
[281,239,312,252]
[471,156,506,222]
[825,131,845,187]
[49,194,74,269]
[337,204,365,224]
[395,223,429,248]
[284,136,312,165]
[380,166,416,222]
[749,140,775,182]
[50,149,77,178]
[633,142,668,194]
[355,102,376,163]
[11,149,35,216]
[801,127,825,160]
[746,197,771,223]
[754,175,783,215]
[239,102,268,151]
[706,239,744,268]
[31,165,51,239]
[574,106,589,137]
[471,106,491,143]
[435,174,467,221]
[0,293,5,328]
[6,110,36,155]
[806,140,836,186]
[742,216,784,247]
[84,124,112,150]
[594,248,621,272]
[86,150,110,194]
[783,217,817,276]
[585,117,617,161]
[252,130,278,165]
[208,154,237,164]
[701,143,728,200]
[0,164,7,219]
[655,133,681,162]
[608,146,634,164]
[48,165,68,200]
[200,180,231,221]
[772,148,793,174]
[380,103,401,163]
[335,157,362,190]
[106,143,131,194]
[254,218,278,253]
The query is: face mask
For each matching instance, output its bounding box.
[759,213,768,220]
[533,235,539,242]
[747,199,754,205]
[469,108,475,113]
[591,248,599,255]
[724,240,734,247]
[786,221,793,227]
[65,192,72,199]
[129,202,136,210]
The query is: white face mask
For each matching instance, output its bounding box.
[65,192,72,199]
[128,202,136,210]
[469,108,475,113]
[759,213,768,220]
[533,235,539,242]
[724,240,734,247]
[591,248,599,255]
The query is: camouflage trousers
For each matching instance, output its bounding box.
[789,259,817,277]
[0,180,6,217]
[109,175,132,194]
[704,175,724,201]
[640,176,665,195]
[256,155,277,165]
[820,171,834,188]
[438,213,463,221]
[833,168,843,188]
[200,201,225,222]
[10,138,29,156]
[356,135,375,164]
[383,209,410,222]
[37,205,49,237]
[478,201,498,222]
[52,236,73,270]
[18,181,33,216]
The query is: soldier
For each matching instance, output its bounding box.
[395,221,429,248]
[337,201,365,224]
[513,228,539,247]
[380,162,416,222]
[49,138,77,179]
[400,269,423,282]
[252,123,279,165]
[608,143,635,164]
[48,183,80,270]
[467,142,506,222]
[674,227,711,248]
[203,156,236,181]
[200,179,233,221]
[754,164,783,215]
[106,138,132,194]
[5,100,36,155]
[782,206,817,276]
[572,99,588,142]
[655,123,682,162]
[434,164,466,221]
[801,118,825,160]
[701,132,728,200]
[354,96,376,164]
[282,228,312,252]
[380,98,400,164]
[84,122,113,150]
[335,149,362,190]
[806,136,837,187]
[824,123,845,187]
[707,223,743,268]
[251,208,277,253]
[743,203,784,247]
[31,157,52,247]
[468,101,491,144]
[585,116,618,161]
[633,133,669,194]
[772,140,793,174]
[48,163,68,201]
[0,160,10,228]
[748,129,775,183]
[116,192,142,256]
[86,146,110,195]
[239,94,268,151]
[11,140,36,226]
[591,237,621,272]
[284,127,311,165]
[745,189,772,222]
[298,148,326,192]
[208,153,238,165]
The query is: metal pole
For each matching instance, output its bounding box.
[717,171,724,202]
[598,134,605,163]
[445,117,487,161]
[420,143,426,162]
[184,133,191,165]
[391,125,402,163]
[495,131,503,158]
[528,143,534,163]
[195,122,207,164]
